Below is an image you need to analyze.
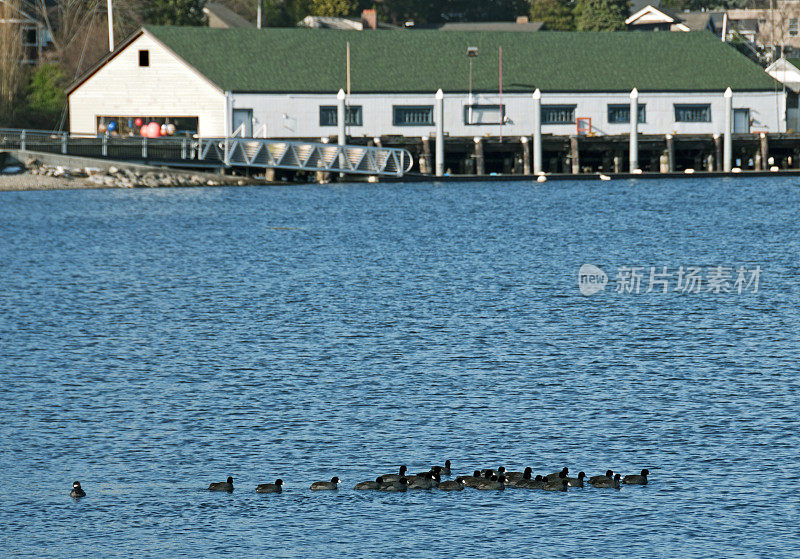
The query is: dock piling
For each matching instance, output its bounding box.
[760,133,768,166]
[435,89,444,177]
[629,88,639,172]
[570,136,580,174]
[713,133,722,171]
[532,89,543,174]
[421,136,432,175]
[474,137,485,175]
[520,136,531,175]
[666,134,675,172]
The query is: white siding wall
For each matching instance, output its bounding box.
[232,90,785,139]
[69,33,226,136]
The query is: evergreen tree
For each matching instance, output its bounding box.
[574,0,627,31]
[142,0,207,26]
[530,0,574,30]
[309,0,356,17]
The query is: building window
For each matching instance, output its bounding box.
[541,105,576,124]
[608,104,646,124]
[319,105,363,127]
[789,18,799,37]
[674,104,711,122]
[139,50,149,67]
[393,105,434,126]
[464,104,505,125]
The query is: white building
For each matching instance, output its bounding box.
[68,26,785,139]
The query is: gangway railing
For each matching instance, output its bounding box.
[0,129,414,177]
[200,137,413,177]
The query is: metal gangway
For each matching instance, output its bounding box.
[0,129,414,177]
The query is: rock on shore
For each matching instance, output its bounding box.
[1,157,245,190]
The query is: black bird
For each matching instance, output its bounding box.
[505,467,533,484]
[543,478,569,492]
[545,467,569,481]
[354,477,384,490]
[589,470,614,484]
[208,476,234,492]
[310,477,340,490]
[457,470,484,488]
[623,469,650,485]
[475,475,506,491]
[70,481,86,498]
[256,479,283,493]
[381,465,408,483]
[407,472,439,489]
[378,477,407,492]
[519,475,546,489]
[436,460,452,476]
[505,470,533,488]
[480,466,506,477]
[437,479,465,491]
[565,471,586,487]
[590,473,621,489]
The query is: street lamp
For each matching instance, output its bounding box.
[467,46,478,124]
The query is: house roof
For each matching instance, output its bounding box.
[678,11,723,32]
[436,22,545,32]
[630,0,661,15]
[203,2,254,29]
[72,26,780,95]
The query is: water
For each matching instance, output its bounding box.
[0,178,798,558]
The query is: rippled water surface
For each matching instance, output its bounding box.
[1,177,798,557]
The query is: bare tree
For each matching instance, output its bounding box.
[0,0,26,120]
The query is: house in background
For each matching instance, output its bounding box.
[766,57,800,130]
[0,0,51,64]
[298,9,399,30]
[203,2,254,29]
[625,4,722,34]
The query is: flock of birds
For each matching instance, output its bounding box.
[69,463,649,497]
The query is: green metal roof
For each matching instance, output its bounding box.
[143,26,778,93]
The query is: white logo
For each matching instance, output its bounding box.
[578,264,607,296]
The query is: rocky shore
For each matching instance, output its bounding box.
[0,157,247,191]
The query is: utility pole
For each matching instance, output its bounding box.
[257,0,262,29]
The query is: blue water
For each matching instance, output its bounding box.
[1,178,798,557]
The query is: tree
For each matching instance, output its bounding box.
[24,63,69,128]
[530,0,574,30]
[309,0,356,17]
[142,0,207,25]
[574,0,626,31]
[0,0,25,122]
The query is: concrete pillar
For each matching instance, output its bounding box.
[337,89,346,176]
[474,137,485,175]
[706,154,714,171]
[614,154,622,173]
[570,136,580,174]
[435,89,444,177]
[337,89,346,147]
[724,87,733,172]
[629,88,639,172]
[373,136,382,148]
[520,136,531,175]
[666,134,675,172]
[760,132,768,165]
[532,89,543,174]
[265,168,276,181]
[713,133,722,171]
[421,136,431,174]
